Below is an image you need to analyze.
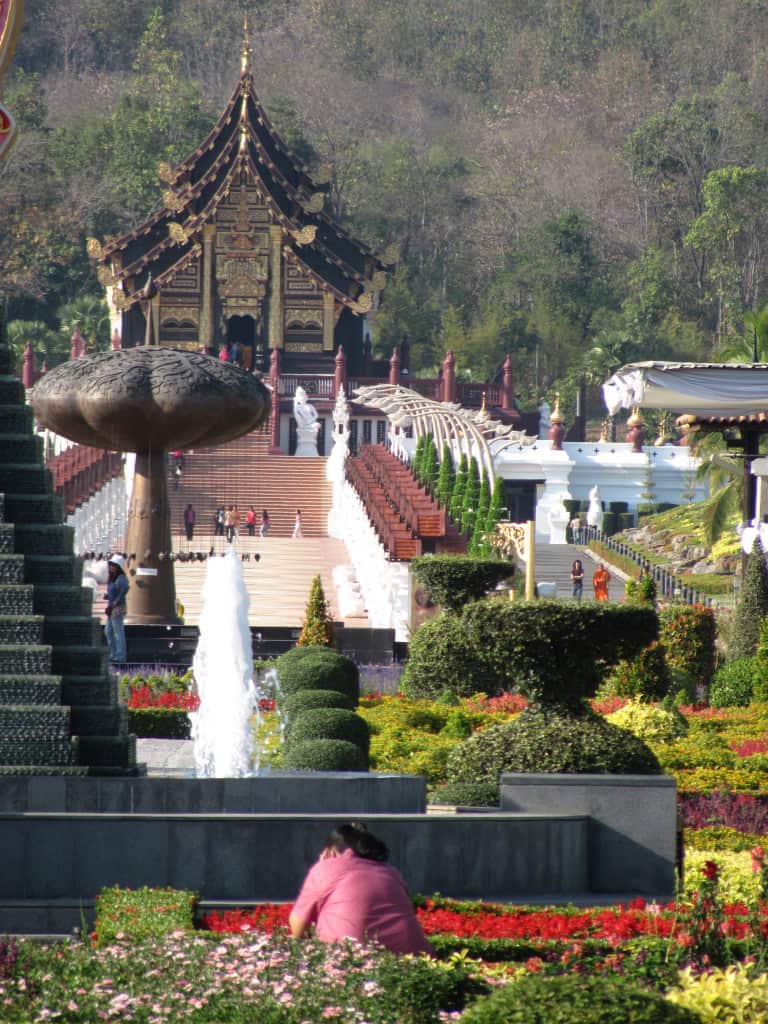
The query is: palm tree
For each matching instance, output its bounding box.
[58,295,111,354]
[689,431,741,545]
[718,301,768,362]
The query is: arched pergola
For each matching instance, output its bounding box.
[352,384,535,482]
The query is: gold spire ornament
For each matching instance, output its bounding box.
[599,419,610,442]
[627,405,644,427]
[550,392,564,424]
[240,14,252,74]
[86,237,103,260]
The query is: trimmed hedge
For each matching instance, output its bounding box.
[282,738,369,772]
[275,647,360,705]
[128,708,191,739]
[460,974,701,1024]
[401,614,499,699]
[659,605,716,688]
[446,705,661,782]
[428,781,499,807]
[287,707,370,754]
[411,555,514,614]
[709,657,756,707]
[282,689,354,722]
[404,601,659,703]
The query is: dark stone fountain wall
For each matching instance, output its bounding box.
[0,329,142,775]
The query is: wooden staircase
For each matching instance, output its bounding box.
[167,428,332,538]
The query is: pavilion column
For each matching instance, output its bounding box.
[200,225,216,351]
[334,345,347,398]
[323,292,335,352]
[389,347,400,386]
[502,354,514,411]
[743,425,761,527]
[269,226,283,350]
[442,350,456,404]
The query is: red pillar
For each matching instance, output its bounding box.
[22,341,37,389]
[70,324,85,360]
[334,345,347,398]
[502,353,514,411]
[389,346,400,386]
[269,348,282,454]
[442,350,456,404]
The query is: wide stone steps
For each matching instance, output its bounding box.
[528,544,625,601]
[165,428,333,540]
[172,535,366,628]
[0,645,52,674]
[0,615,44,645]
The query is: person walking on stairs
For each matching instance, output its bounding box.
[184,503,195,542]
[260,509,270,537]
[292,509,303,539]
[571,559,584,602]
[592,562,611,602]
[215,506,225,536]
[225,506,235,543]
[246,506,256,537]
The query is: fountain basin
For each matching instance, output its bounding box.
[0,772,425,814]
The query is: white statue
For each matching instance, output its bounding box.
[538,400,551,439]
[293,385,321,456]
[586,485,604,532]
[326,389,350,482]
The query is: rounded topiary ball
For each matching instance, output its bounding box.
[401,613,499,699]
[447,705,661,784]
[282,689,355,723]
[287,707,370,754]
[276,648,359,705]
[283,738,369,772]
[460,974,701,1024]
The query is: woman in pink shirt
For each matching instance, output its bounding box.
[289,823,434,956]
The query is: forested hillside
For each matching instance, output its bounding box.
[4,0,768,415]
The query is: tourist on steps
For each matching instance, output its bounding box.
[289,822,434,957]
[260,509,270,537]
[225,506,235,543]
[215,506,225,536]
[571,559,584,602]
[592,562,611,602]
[246,506,256,536]
[292,509,303,538]
[184,503,195,542]
[104,554,129,665]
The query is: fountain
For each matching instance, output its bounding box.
[191,549,257,778]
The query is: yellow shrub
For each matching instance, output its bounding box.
[674,767,768,792]
[666,964,768,1024]
[686,826,765,852]
[607,699,687,745]
[682,849,760,903]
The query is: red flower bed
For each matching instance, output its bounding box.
[200,896,765,945]
[128,686,200,711]
[731,739,768,758]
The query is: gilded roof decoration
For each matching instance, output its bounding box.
[92,62,388,305]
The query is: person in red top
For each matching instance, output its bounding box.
[289,822,434,956]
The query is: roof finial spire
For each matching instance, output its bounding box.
[241,13,252,75]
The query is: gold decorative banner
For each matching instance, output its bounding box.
[0,0,24,80]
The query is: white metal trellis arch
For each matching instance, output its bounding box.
[351,384,535,483]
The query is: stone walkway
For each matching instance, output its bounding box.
[137,738,195,777]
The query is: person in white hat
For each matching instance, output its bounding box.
[104,554,129,664]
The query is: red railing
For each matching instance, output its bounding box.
[345,457,421,561]
[358,444,446,538]
[46,445,124,515]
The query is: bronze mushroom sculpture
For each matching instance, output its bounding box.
[32,347,271,624]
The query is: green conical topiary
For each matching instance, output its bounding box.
[412,434,425,484]
[437,442,455,508]
[470,474,491,554]
[450,453,468,522]
[730,539,768,660]
[297,574,335,648]
[421,434,439,495]
[461,457,480,535]
[484,475,507,539]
